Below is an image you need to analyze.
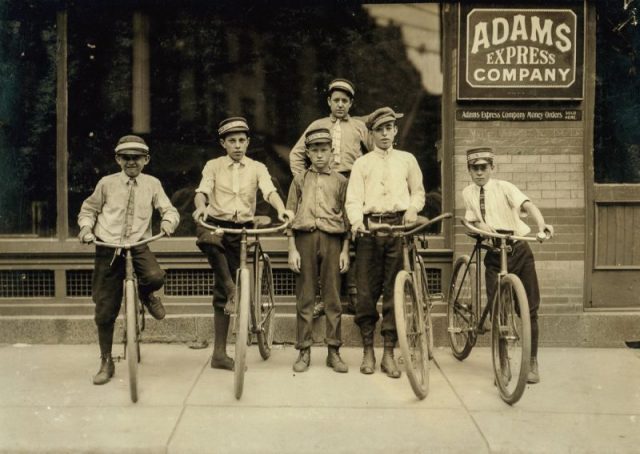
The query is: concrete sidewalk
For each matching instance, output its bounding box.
[0,344,638,453]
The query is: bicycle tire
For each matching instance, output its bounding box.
[394,270,429,400]
[491,274,531,405]
[234,268,250,400]
[415,255,434,359]
[254,253,276,360]
[447,255,477,361]
[125,279,139,403]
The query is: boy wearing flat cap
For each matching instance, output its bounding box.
[462,147,554,384]
[287,128,350,373]
[346,107,425,378]
[290,78,369,317]
[78,135,179,385]
[192,117,292,371]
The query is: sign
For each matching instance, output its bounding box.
[456,108,582,121]
[458,4,584,100]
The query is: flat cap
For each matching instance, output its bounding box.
[366,107,404,130]
[115,135,149,155]
[328,78,355,97]
[466,147,495,165]
[305,128,332,146]
[218,117,250,137]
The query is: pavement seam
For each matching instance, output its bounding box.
[433,355,493,453]
[164,352,209,452]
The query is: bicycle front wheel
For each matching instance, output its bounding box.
[394,270,429,400]
[447,255,477,361]
[234,268,250,400]
[254,252,276,360]
[125,279,139,403]
[491,273,531,405]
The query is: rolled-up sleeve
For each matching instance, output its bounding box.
[407,155,426,212]
[345,160,365,226]
[153,180,180,233]
[77,179,104,229]
[195,161,215,202]
[256,162,277,200]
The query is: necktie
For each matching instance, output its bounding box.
[331,120,342,165]
[122,178,137,240]
[479,186,486,222]
[232,161,240,194]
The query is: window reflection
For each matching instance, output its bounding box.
[0,2,57,237]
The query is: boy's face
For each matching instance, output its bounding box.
[306,141,332,171]
[468,161,494,187]
[371,121,397,150]
[327,90,353,119]
[220,132,250,162]
[116,154,149,178]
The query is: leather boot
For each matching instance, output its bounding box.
[211,308,234,370]
[293,347,310,372]
[93,355,115,385]
[381,347,401,379]
[527,357,540,384]
[360,346,375,374]
[326,346,348,373]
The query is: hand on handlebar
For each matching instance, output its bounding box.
[278,209,295,224]
[540,224,554,240]
[160,221,173,237]
[403,206,418,224]
[78,226,95,244]
[192,206,208,223]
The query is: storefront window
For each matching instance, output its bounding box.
[594,1,640,183]
[0,1,57,237]
[66,5,132,237]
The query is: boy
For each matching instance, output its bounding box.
[290,78,369,316]
[287,128,350,373]
[462,147,554,384]
[192,117,292,371]
[78,135,179,385]
[346,107,425,378]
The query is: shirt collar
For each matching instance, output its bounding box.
[225,155,246,166]
[119,171,138,184]
[330,114,350,122]
[309,166,332,175]
[373,145,394,156]
[476,178,494,191]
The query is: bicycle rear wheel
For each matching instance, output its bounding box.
[491,274,531,405]
[234,268,250,400]
[254,252,276,360]
[394,270,429,400]
[125,279,139,403]
[415,255,434,359]
[447,255,477,360]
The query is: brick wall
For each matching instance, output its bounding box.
[452,120,586,313]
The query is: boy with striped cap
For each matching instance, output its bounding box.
[290,78,369,317]
[287,127,350,373]
[462,147,554,383]
[346,107,425,378]
[193,117,293,371]
[78,134,180,385]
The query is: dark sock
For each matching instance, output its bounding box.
[97,323,114,357]
[531,318,539,358]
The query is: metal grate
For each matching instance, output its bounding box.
[165,269,215,296]
[425,268,442,295]
[0,270,55,298]
[66,270,93,297]
[272,268,296,296]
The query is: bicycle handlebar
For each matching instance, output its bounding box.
[461,219,549,243]
[199,218,290,235]
[92,232,166,249]
[360,212,453,237]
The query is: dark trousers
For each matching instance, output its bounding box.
[295,230,343,349]
[196,217,247,310]
[484,241,541,357]
[354,222,403,346]
[92,243,165,326]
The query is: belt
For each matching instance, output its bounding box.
[208,217,253,229]
[365,211,405,223]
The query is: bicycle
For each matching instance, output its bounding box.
[359,212,452,400]
[90,232,165,403]
[199,216,288,400]
[447,219,549,405]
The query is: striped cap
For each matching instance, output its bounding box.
[328,78,355,97]
[366,107,404,130]
[218,117,250,137]
[305,128,332,146]
[466,147,494,164]
[114,135,149,155]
